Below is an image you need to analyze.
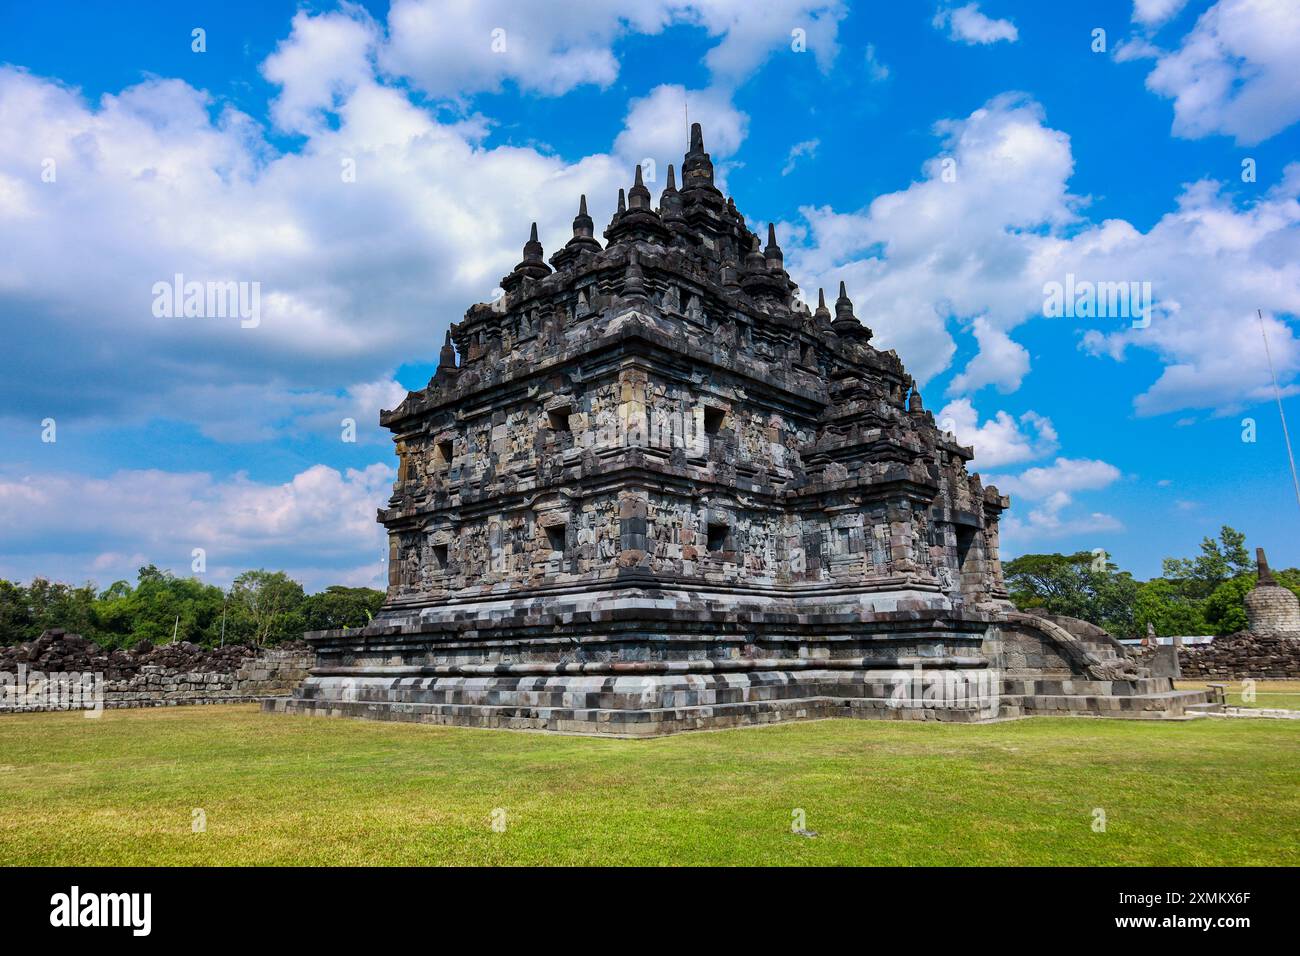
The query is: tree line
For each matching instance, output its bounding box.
[2,525,1291,648]
[1005,525,1299,638]
[0,566,384,649]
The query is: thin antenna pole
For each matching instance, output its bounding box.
[684,93,689,148]
[1258,308,1300,512]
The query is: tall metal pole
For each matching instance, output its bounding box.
[1257,309,1300,512]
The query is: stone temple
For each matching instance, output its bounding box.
[269,125,1213,734]
[1246,548,1300,637]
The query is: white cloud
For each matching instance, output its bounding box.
[613,84,748,185]
[0,463,393,590]
[168,378,409,444]
[382,0,640,98]
[785,94,1300,418]
[948,316,1030,395]
[0,41,628,437]
[380,0,846,98]
[864,43,890,81]
[988,457,1124,541]
[1132,0,1190,27]
[261,6,380,136]
[992,456,1122,500]
[685,0,848,82]
[1073,179,1300,417]
[0,1,854,443]
[1141,0,1300,144]
[936,398,1058,469]
[933,4,1019,46]
[1113,36,1164,63]
[787,93,1075,389]
[781,138,820,176]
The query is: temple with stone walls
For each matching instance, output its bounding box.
[268,125,1215,734]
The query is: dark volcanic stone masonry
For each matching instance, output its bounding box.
[269,126,1211,734]
[1,630,314,711]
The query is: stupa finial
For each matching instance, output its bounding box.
[629,164,651,210]
[1257,547,1277,586]
[764,223,783,269]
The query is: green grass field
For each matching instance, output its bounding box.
[1179,680,1300,710]
[0,705,1296,866]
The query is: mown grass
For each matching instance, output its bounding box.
[0,705,1296,866]
[1179,679,1300,710]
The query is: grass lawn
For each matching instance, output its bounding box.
[1178,679,1300,710]
[0,705,1296,866]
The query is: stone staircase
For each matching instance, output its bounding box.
[999,612,1226,719]
[997,676,1218,719]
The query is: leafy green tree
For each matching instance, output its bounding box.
[300,586,383,632]
[227,570,305,647]
[1161,525,1253,601]
[1275,568,1300,597]
[1202,575,1254,636]
[1003,551,1139,636]
[92,566,227,649]
[0,579,36,644]
[2,568,385,649]
[1133,578,1209,637]
[14,578,102,642]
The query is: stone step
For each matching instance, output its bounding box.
[1001,676,1179,696]
[270,676,1213,732]
[1017,688,1209,718]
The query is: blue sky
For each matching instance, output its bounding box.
[1,0,1298,590]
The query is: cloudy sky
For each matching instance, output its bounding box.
[1,0,1298,590]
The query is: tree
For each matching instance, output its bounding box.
[1003,551,1139,636]
[300,586,384,632]
[1133,578,1209,637]
[91,566,227,649]
[9,578,102,643]
[227,570,305,647]
[1202,576,1253,636]
[1161,525,1253,601]
[0,579,36,644]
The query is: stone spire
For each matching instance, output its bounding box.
[739,228,790,304]
[835,281,853,320]
[622,246,647,301]
[438,329,457,371]
[764,223,784,270]
[606,171,670,246]
[681,121,719,197]
[574,194,594,237]
[551,194,603,269]
[628,164,652,210]
[1257,546,1276,586]
[832,280,872,341]
[659,164,683,221]
[814,288,831,320]
[505,221,551,287]
[908,381,925,413]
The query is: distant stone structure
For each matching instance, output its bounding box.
[1174,548,1300,679]
[0,630,315,712]
[270,125,1211,734]
[1245,547,1300,635]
